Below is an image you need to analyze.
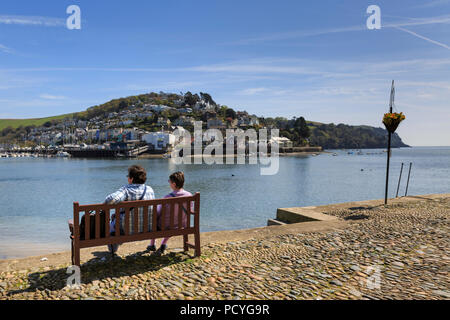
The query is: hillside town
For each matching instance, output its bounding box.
[0,92,310,157]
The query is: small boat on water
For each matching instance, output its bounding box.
[56,151,71,158]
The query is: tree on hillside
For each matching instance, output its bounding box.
[184,92,200,107]
[118,100,129,110]
[218,106,228,118]
[200,92,216,105]
[295,116,311,139]
[1,126,14,137]
[225,108,237,120]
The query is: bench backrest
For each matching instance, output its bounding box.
[72,193,200,247]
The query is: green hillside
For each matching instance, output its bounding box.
[0,113,76,131]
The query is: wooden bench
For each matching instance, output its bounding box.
[68,193,200,266]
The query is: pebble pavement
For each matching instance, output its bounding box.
[1,197,449,300]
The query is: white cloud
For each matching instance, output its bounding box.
[0,15,65,27]
[0,44,13,54]
[239,88,270,95]
[39,94,66,100]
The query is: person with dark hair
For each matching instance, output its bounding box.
[147,171,192,255]
[105,165,155,255]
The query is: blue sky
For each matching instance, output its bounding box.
[0,0,449,146]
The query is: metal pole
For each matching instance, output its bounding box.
[384,132,391,204]
[405,162,412,196]
[384,80,395,205]
[396,162,404,198]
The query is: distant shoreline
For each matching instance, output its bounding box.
[137,150,325,159]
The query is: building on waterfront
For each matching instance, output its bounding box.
[270,136,293,148]
[142,131,176,151]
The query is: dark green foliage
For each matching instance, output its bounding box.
[225,108,237,120]
[294,117,310,139]
[308,123,408,149]
[184,92,200,107]
[200,92,216,106]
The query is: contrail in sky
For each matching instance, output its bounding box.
[394,26,450,50]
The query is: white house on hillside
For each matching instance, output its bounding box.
[142,132,176,151]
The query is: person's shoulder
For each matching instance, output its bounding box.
[144,184,155,194]
[116,185,129,192]
[182,190,193,197]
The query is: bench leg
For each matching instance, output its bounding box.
[71,239,75,266]
[194,231,201,257]
[74,244,80,267]
[183,234,188,252]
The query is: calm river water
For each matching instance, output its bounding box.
[0,146,449,259]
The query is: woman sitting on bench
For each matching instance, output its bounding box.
[147,171,193,255]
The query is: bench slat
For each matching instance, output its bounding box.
[152,205,157,232]
[85,210,90,240]
[115,208,120,237]
[105,208,110,238]
[143,205,148,233]
[170,203,175,230]
[79,227,197,248]
[124,207,130,236]
[161,203,166,231]
[178,202,183,230]
[95,210,100,239]
[77,196,195,211]
[187,200,191,228]
[133,207,139,235]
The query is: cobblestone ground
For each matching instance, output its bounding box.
[1,197,449,300]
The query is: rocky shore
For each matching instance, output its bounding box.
[1,195,448,300]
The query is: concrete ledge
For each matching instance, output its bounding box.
[277,207,338,224]
[267,219,287,226]
[274,193,450,225]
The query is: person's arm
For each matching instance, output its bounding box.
[156,193,171,217]
[104,186,127,205]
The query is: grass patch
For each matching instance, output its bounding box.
[0,113,77,131]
